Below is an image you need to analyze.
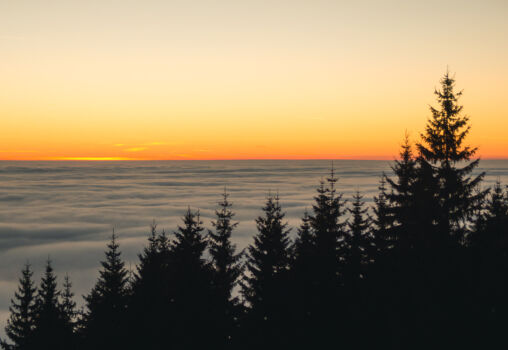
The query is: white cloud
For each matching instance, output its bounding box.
[0,159,505,338]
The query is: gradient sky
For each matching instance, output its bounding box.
[1,0,507,160]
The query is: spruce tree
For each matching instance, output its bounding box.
[241,194,292,348]
[60,275,76,326]
[306,169,347,345]
[128,223,172,349]
[82,233,130,350]
[472,181,508,248]
[382,136,443,346]
[467,181,508,344]
[31,260,70,349]
[309,169,346,283]
[209,190,242,303]
[169,208,214,348]
[289,211,316,346]
[345,191,372,281]
[343,191,373,347]
[372,176,394,255]
[292,211,315,276]
[59,275,77,348]
[385,135,418,250]
[385,135,442,251]
[208,190,243,348]
[1,264,36,350]
[417,71,486,244]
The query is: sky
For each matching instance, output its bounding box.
[1,0,507,160]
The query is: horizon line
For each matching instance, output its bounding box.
[1,156,507,161]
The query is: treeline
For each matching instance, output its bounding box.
[2,72,508,350]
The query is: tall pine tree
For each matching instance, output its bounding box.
[241,194,292,349]
[31,260,70,350]
[417,70,486,244]
[345,191,372,282]
[307,169,347,345]
[372,176,394,255]
[59,274,77,349]
[128,223,172,349]
[169,208,214,348]
[208,190,243,348]
[1,264,36,350]
[385,135,419,250]
[288,211,316,347]
[471,181,508,249]
[343,191,373,347]
[82,233,130,350]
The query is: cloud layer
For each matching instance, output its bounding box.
[0,159,506,337]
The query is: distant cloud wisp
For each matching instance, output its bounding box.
[124,147,148,152]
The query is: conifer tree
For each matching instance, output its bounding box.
[1,264,37,350]
[309,169,346,282]
[289,211,316,345]
[381,136,445,346]
[172,208,208,265]
[467,181,508,344]
[209,190,242,304]
[417,71,486,243]
[372,176,394,255]
[31,260,70,349]
[60,275,76,326]
[306,169,347,338]
[386,135,443,250]
[169,208,214,348]
[128,223,172,349]
[241,194,292,348]
[345,191,372,281]
[59,275,77,348]
[82,233,130,350]
[292,211,315,275]
[473,181,508,248]
[385,135,418,250]
[208,190,243,347]
[342,191,374,346]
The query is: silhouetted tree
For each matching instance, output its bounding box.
[208,190,243,348]
[82,233,130,350]
[241,194,292,349]
[342,191,373,347]
[128,223,172,349]
[306,169,347,345]
[288,211,315,345]
[385,135,419,250]
[1,264,37,350]
[417,71,486,244]
[31,260,70,349]
[169,208,214,348]
[60,275,76,326]
[468,181,508,343]
[309,170,346,279]
[471,181,508,249]
[59,275,77,348]
[372,176,394,255]
[291,211,315,281]
[345,191,372,281]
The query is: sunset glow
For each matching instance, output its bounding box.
[1,1,507,160]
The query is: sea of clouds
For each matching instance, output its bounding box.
[0,159,506,337]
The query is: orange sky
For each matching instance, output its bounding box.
[1,1,507,160]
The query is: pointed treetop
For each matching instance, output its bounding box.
[418,70,476,163]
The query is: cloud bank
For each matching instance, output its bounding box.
[0,159,506,337]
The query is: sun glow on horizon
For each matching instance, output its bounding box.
[1,1,507,160]
[44,157,136,161]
